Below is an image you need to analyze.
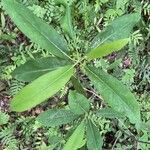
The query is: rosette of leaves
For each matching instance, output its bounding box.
[2,0,142,149]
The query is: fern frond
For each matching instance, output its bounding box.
[143,2,150,16]
[0,126,18,150]
[0,111,9,125]
[128,43,140,66]
[130,30,143,46]
[9,79,25,96]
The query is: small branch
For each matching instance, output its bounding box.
[111,131,121,150]
[84,88,103,100]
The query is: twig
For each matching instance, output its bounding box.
[84,88,103,100]
[111,131,121,150]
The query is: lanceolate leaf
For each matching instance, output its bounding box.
[56,0,75,38]
[68,91,90,115]
[2,0,70,59]
[95,108,125,119]
[85,66,141,124]
[86,13,140,59]
[12,57,70,82]
[86,120,103,150]
[63,121,85,150]
[60,5,75,38]
[37,109,80,127]
[11,66,74,112]
[86,38,129,60]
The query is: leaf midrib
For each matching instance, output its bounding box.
[15,67,60,76]
[74,98,88,113]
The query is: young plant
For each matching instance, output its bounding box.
[2,0,141,149]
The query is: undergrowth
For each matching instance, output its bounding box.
[0,0,149,149]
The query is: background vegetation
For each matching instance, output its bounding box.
[0,0,149,149]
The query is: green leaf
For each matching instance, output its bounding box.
[140,121,150,132]
[11,65,74,112]
[87,13,140,59]
[2,0,70,59]
[68,91,90,115]
[12,57,70,82]
[63,121,85,150]
[95,108,125,119]
[71,76,86,96]
[55,0,75,38]
[60,5,75,38]
[86,120,103,150]
[86,38,129,60]
[85,66,141,124]
[37,109,80,127]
